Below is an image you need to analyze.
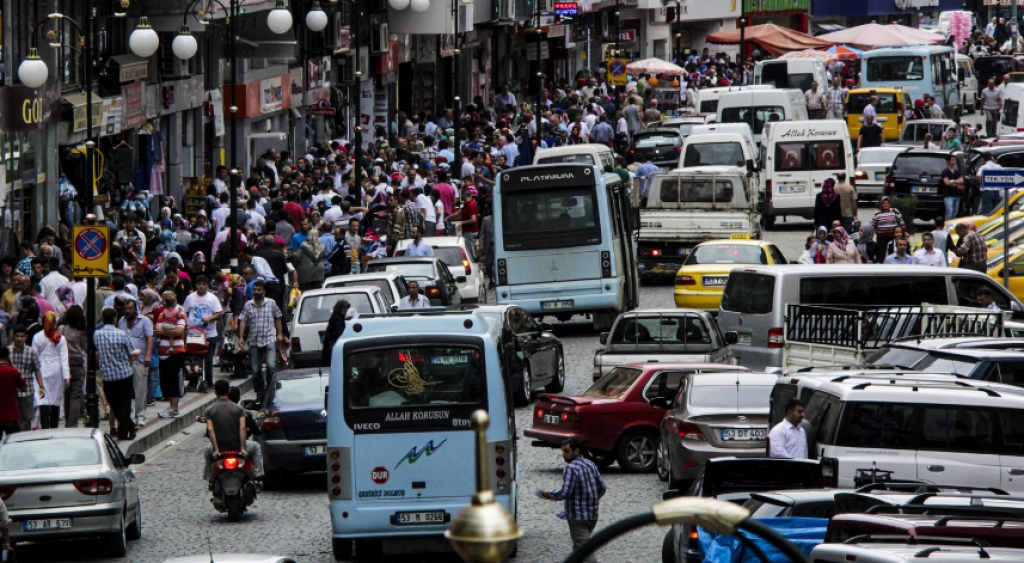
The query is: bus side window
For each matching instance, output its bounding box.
[608,186,623,238]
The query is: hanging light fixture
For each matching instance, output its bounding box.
[18,48,49,88]
[410,0,429,12]
[388,0,411,10]
[305,0,328,31]
[172,26,198,60]
[267,0,294,34]
[129,16,160,58]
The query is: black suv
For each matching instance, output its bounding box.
[628,128,685,169]
[884,149,978,219]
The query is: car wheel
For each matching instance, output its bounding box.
[668,464,690,492]
[333,538,353,560]
[226,496,241,522]
[513,363,533,407]
[656,441,670,482]
[545,351,565,393]
[662,530,675,563]
[126,504,142,540]
[584,449,615,470]
[107,514,128,557]
[616,431,658,473]
[762,214,776,231]
[478,287,486,305]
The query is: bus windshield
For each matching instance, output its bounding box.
[535,154,596,165]
[866,56,925,81]
[346,345,485,408]
[501,186,601,250]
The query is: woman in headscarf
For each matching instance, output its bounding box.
[187,251,207,281]
[321,300,350,367]
[59,305,87,428]
[157,229,176,253]
[32,311,70,429]
[814,178,842,232]
[827,227,859,264]
[858,224,879,264]
[871,196,906,264]
[809,226,830,264]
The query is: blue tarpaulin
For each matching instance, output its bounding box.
[698,518,829,563]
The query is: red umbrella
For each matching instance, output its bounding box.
[706,23,831,57]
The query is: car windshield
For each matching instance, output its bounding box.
[983,218,1024,246]
[431,247,464,270]
[685,244,766,265]
[672,124,696,137]
[683,143,746,168]
[367,262,436,278]
[635,134,681,148]
[864,346,930,369]
[536,154,596,165]
[273,376,328,407]
[584,367,644,399]
[299,293,373,324]
[346,346,485,407]
[327,280,395,302]
[858,149,905,165]
[976,58,1014,75]
[689,385,773,409]
[866,56,925,81]
[913,354,979,377]
[891,156,950,176]
[0,438,101,470]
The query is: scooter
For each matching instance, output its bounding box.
[210,451,257,522]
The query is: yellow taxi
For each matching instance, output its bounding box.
[985,244,1024,302]
[946,188,1024,236]
[674,236,788,311]
[845,87,912,141]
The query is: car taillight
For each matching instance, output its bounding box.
[676,147,683,153]
[897,102,904,125]
[628,150,635,157]
[601,251,611,277]
[291,337,301,352]
[768,327,784,348]
[562,411,582,423]
[673,420,706,440]
[675,275,696,286]
[74,478,113,495]
[536,408,543,418]
[0,486,16,500]
[497,259,508,286]
[884,176,895,193]
[458,247,472,275]
[854,170,867,180]
[263,412,283,430]
[822,457,838,488]
[765,180,772,200]
[426,287,440,298]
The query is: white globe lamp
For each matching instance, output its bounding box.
[306,1,328,31]
[172,27,198,60]
[18,49,48,88]
[129,17,160,58]
[267,0,294,34]
[410,0,430,12]
[388,0,411,10]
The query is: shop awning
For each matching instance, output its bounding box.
[705,23,831,57]
[818,22,943,49]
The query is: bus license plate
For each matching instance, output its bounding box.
[541,300,574,311]
[304,445,327,455]
[24,519,71,531]
[543,414,560,424]
[722,428,766,441]
[395,511,447,525]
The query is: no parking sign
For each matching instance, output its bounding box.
[607,58,627,86]
[72,225,110,277]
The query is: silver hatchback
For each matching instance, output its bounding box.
[0,428,144,555]
[654,371,778,490]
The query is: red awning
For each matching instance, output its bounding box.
[706,23,832,57]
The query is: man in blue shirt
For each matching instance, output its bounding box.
[883,238,915,264]
[404,226,434,257]
[636,157,661,207]
[539,438,607,563]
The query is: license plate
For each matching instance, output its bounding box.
[875,172,883,180]
[304,445,327,455]
[912,186,937,194]
[543,414,560,424]
[721,428,767,441]
[24,519,71,531]
[703,276,728,287]
[541,300,574,310]
[737,333,752,345]
[395,511,447,525]
[778,185,805,194]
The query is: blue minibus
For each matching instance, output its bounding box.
[493,163,639,330]
[861,44,960,118]
[325,310,517,559]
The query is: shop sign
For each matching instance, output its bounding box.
[337,26,351,54]
[984,0,1024,5]
[440,34,455,58]
[101,96,123,136]
[416,35,436,64]
[307,56,331,90]
[743,0,809,12]
[373,84,388,129]
[2,84,61,133]
[208,90,225,137]
[607,30,635,42]
[119,62,147,83]
[261,76,284,112]
[312,98,336,116]
[359,79,373,132]
[73,101,103,133]
[894,0,938,7]
[122,82,145,129]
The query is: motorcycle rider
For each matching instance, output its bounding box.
[202,379,263,484]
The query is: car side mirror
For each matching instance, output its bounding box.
[746,159,757,173]
[241,399,258,411]
[324,385,329,409]
[391,304,399,313]
[630,208,641,229]
[663,489,684,501]
[650,397,672,410]
[540,323,554,332]
[456,276,467,283]
[724,331,739,345]
[128,453,146,465]
[599,332,609,345]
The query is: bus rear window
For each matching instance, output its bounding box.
[501,187,601,251]
[721,272,775,315]
[866,56,924,81]
[346,346,485,408]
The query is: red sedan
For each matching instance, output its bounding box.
[524,363,749,473]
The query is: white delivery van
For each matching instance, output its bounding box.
[1000,82,1024,136]
[754,59,828,95]
[759,119,854,228]
[679,133,758,172]
[688,123,756,148]
[716,89,809,144]
[694,85,775,115]
[956,53,978,113]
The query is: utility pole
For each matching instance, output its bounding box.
[84,3,99,429]
[453,0,461,179]
[353,4,362,198]
[535,3,542,155]
[614,5,620,114]
[228,0,239,278]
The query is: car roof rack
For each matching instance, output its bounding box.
[797,364,895,373]
[933,514,1024,527]
[847,381,1001,397]
[843,535,993,547]
[914,546,991,559]
[855,483,1009,495]
[906,492,1017,506]
[865,504,1024,519]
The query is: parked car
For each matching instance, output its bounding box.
[659,114,717,138]
[394,236,486,303]
[811,541,1024,563]
[662,458,824,563]
[593,309,732,381]
[627,128,686,169]
[854,147,908,201]
[864,336,1024,369]
[364,257,463,307]
[289,286,390,367]
[322,271,408,305]
[741,489,851,519]
[825,511,1024,547]
[253,369,328,488]
[526,363,746,473]
[673,239,788,312]
[0,428,145,556]
[974,55,1024,89]
[653,371,778,489]
[884,149,975,220]
[161,556,301,563]
[911,348,1024,383]
[474,304,564,406]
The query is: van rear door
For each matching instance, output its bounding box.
[916,404,1004,491]
[770,138,814,214]
[718,270,779,371]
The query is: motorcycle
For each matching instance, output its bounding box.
[210,451,257,521]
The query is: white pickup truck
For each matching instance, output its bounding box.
[637,166,761,280]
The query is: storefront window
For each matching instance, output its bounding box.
[0,132,39,256]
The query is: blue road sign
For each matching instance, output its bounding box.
[982,168,1024,189]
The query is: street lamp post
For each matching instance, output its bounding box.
[614,7,620,114]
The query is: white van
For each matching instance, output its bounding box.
[716,89,808,144]
[1000,82,1024,136]
[694,85,775,115]
[759,119,853,228]
[679,133,758,172]
[956,53,978,113]
[534,143,616,170]
[754,59,828,95]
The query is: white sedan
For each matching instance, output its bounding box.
[395,236,486,303]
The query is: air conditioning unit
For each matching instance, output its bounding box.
[496,0,515,21]
[371,22,389,53]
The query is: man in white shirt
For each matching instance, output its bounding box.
[768,398,808,459]
[863,96,877,124]
[211,192,231,233]
[182,275,223,389]
[976,152,1005,214]
[39,258,69,306]
[913,233,946,267]
[415,188,437,234]
[212,166,228,195]
[397,280,431,308]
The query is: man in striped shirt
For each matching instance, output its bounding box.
[539,438,607,563]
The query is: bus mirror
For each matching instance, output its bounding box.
[630,208,641,231]
[957,67,965,83]
[324,385,329,409]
